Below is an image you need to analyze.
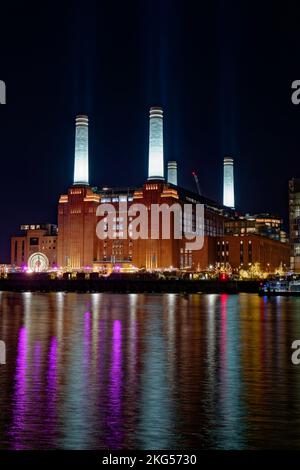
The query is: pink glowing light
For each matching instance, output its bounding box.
[10,326,28,449]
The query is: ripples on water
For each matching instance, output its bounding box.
[1,292,300,449]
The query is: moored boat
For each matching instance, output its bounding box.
[259,277,300,296]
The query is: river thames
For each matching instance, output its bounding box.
[0,291,300,449]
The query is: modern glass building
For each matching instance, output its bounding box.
[289,178,300,272]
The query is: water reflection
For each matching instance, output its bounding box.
[46,336,58,437]
[1,292,300,449]
[139,300,173,449]
[10,326,27,449]
[106,320,122,449]
[216,294,245,449]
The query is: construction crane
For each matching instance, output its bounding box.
[192,171,201,196]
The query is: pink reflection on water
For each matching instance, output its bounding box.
[33,341,42,381]
[48,337,58,380]
[84,311,91,368]
[220,294,228,397]
[10,326,27,449]
[220,294,227,362]
[106,320,123,448]
[47,337,58,409]
[43,336,59,446]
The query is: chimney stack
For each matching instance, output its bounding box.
[148,107,164,180]
[73,115,89,186]
[167,161,177,185]
[223,156,235,209]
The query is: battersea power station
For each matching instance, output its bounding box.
[11,108,290,273]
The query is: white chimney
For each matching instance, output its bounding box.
[148,107,164,180]
[223,156,235,208]
[168,161,177,185]
[73,115,89,185]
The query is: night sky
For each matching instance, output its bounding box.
[1,0,300,262]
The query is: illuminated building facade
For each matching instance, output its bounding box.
[216,235,290,272]
[91,187,136,272]
[55,110,229,271]
[124,182,225,271]
[225,213,287,243]
[10,109,290,273]
[57,186,100,269]
[11,224,57,270]
[57,114,99,269]
[289,178,300,272]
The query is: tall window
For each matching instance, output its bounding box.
[225,241,229,262]
[248,240,252,264]
[240,241,244,265]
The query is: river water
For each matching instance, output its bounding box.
[0,291,300,449]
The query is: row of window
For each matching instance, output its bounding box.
[101,196,133,203]
[217,240,253,264]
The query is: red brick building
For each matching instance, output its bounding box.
[56,177,289,273]
[56,178,227,272]
[10,110,291,274]
[11,224,57,270]
[57,186,100,269]
[216,235,290,272]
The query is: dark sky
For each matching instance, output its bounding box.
[1,0,300,262]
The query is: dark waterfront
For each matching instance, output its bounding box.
[1,292,300,450]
